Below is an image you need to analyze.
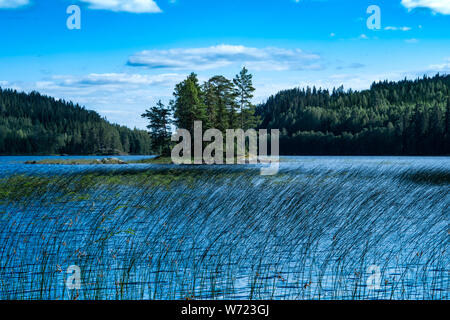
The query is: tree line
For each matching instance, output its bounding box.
[142,67,257,156]
[3,72,448,156]
[256,74,450,155]
[144,71,450,156]
[0,88,152,155]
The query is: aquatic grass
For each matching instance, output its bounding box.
[0,158,448,300]
[401,169,450,185]
[0,168,249,202]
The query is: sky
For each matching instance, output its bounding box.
[0,0,449,129]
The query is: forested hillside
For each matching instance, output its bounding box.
[257,74,450,155]
[3,73,449,156]
[0,88,152,155]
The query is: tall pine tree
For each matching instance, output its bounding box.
[171,73,207,134]
[233,67,257,129]
[207,75,237,131]
[141,100,172,156]
[446,98,450,154]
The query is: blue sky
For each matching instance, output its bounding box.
[0,0,449,129]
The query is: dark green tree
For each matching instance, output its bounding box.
[141,100,172,156]
[0,87,152,155]
[256,74,450,155]
[172,73,207,134]
[202,80,218,130]
[207,75,237,131]
[233,67,257,129]
[446,98,450,153]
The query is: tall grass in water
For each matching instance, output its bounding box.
[0,158,448,300]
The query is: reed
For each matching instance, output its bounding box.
[0,159,448,300]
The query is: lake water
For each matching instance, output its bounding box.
[0,156,448,300]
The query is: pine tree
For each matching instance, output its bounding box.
[446,98,450,153]
[446,98,450,136]
[256,74,450,155]
[233,67,257,129]
[0,87,152,155]
[428,105,443,154]
[207,75,236,131]
[141,100,172,156]
[172,73,207,134]
[202,80,218,130]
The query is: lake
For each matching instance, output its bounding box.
[0,156,448,300]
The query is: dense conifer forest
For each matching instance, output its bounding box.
[1,73,449,156]
[0,88,152,155]
[256,74,450,155]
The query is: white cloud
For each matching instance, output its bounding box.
[0,0,162,12]
[429,62,450,70]
[401,0,450,15]
[51,73,183,87]
[429,58,450,72]
[0,0,29,8]
[79,0,161,13]
[127,44,323,71]
[405,38,419,43]
[359,34,369,39]
[336,63,365,70]
[384,26,412,31]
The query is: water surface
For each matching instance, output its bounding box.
[0,156,448,300]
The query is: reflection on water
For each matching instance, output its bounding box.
[0,156,448,300]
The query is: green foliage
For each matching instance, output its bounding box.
[203,75,237,131]
[134,156,175,164]
[257,74,450,155]
[0,175,52,201]
[0,167,281,202]
[141,100,172,156]
[0,88,152,155]
[171,67,258,134]
[171,73,207,133]
[233,67,258,130]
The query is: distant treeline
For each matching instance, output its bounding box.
[0,88,152,155]
[2,73,450,156]
[257,74,450,155]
